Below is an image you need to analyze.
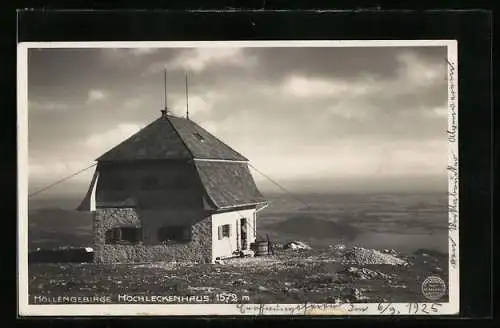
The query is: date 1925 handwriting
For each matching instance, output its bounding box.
[377,303,443,315]
[406,303,443,314]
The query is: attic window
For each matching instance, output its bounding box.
[193,132,205,143]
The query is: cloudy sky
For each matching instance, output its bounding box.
[26,45,448,198]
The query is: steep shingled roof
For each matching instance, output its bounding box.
[97,114,248,162]
[79,113,265,212]
[194,161,267,209]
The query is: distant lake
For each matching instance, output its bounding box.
[259,192,449,254]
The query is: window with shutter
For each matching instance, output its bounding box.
[105,227,142,244]
[222,224,230,238]
[218,226,223,240]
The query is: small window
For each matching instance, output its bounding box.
[141,176,159,190]
[158,226,191,243]
[218,224,231,240]
[105,227,141,244]
[223,224,230,237]
[193,132,205,143]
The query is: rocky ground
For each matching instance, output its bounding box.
[28,244,449,304]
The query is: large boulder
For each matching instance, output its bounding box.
[342,266,393,280]
[343,247,407,266]
[284,241,312,250]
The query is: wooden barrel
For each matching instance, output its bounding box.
[251,241,269,256]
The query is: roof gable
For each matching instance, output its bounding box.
[97,115,248,162]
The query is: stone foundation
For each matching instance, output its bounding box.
[93,207,212,263]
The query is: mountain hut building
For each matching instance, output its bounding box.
[77,110,268,264]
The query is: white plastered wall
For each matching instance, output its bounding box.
[211,208,256,263]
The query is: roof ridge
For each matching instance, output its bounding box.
[181,117,249,161]
[164,115,196,159]
[96,118,158,161]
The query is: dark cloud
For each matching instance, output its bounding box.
[243,46,447,82]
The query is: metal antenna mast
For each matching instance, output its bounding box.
[164,68,168,111]
[185,71,189,120]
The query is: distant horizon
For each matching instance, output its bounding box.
[29,173,447,195]
[29,184,448,211]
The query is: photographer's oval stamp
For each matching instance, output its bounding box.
[421,276,446,300]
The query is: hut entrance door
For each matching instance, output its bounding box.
[240,218,248,250]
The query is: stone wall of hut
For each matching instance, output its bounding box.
[93,207,212,264]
